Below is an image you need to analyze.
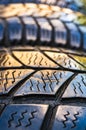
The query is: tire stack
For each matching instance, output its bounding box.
[0,1,86,130]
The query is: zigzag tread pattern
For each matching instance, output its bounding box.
[0,104,48,130]
[0,52,21,67]
[63,74,86,98]
[14,70,73,96]
[0,69,33,94]
[12,51,56,67]
[8,110,37,128]
[53,105,86,130]
[12,49,86,70]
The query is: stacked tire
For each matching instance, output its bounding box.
[0,1,86,130]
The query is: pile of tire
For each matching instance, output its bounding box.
[0,1,86,130]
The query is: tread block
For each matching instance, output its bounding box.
[66,23,81,48]
[63,74,86,98]
[0,104,48,130]
[6,17,22,42]
[68,54,86,68]
[22,17,38,41]
[50,19,67,45]
[14,70,73,96]
[0,69,34,94]
[36,18,52,42]
[44,51,84,70]
[53,105,86,130]
[12,49,85,70]
[12,50,57,67]
[60,13,76,22]
[0,47,85,69]
[0,52,21,67]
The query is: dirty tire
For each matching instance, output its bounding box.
[0,46,86,130]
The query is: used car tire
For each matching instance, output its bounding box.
[0,2,86,130]
[0,46,86,130]
[0,3,86,51]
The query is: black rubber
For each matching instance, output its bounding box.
[0,46,86,130]
[0,3,86,51]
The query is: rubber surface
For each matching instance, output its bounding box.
[0,3,86,51]
[0,46,86,130]
[0,0,85,13]
[0,1,86,130]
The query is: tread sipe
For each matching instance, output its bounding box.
[0,46,86,130]
[0,3,86,51]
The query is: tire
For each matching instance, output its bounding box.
[0,2,86,130]
[0,46,86,130]
[0,3,86,51]
[0,0,85,13]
